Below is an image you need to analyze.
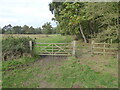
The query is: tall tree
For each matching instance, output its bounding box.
[49,2,119,43]
[12,26,22,34]
[2,24,12,34]
[34,27,42,34]
[22,25,29,34]
[29,26,35,34]
[42,22,53,34]
[49,2,88,42]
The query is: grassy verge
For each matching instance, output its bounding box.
[2,56,40,88]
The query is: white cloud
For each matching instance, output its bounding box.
[0,18,17,23]
[0,0,56,28]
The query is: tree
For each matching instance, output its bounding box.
[0,27,2,34]
[42,22,53,34]
[12,26,22,34]
[49,2,88,42]
[85,2,119,42]
[22,25,29,34]
[2,24,12,34]
[49,2,119,43]
[35,27,42,34]
[29,26,35,34]
[52,27,57,34]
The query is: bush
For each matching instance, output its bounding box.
[2,36,35,61]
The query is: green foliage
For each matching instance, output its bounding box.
[1,23,58,34]
[2,25,42,34]
[2,37,34,60]
[12,26,23,34]
[49,2,119,43]
[42,22,53,34]
[52,27,58,34]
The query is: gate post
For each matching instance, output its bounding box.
[29,41,32,51]
[91,40,94,55]
[103,42,106,56]
[72,40,76,56]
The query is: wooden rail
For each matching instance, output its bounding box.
[34,41,76,56]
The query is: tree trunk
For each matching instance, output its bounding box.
[89,21,93,35]
[79,24,87,43]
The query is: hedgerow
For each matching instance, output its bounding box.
[2,36,35,61]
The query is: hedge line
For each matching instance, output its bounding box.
[2,36,35,61]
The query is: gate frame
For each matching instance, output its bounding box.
[30,41,76,56]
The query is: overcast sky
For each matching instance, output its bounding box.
[0,0,56,28]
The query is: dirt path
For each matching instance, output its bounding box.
[32,56,67,68]
[22,56,67,88]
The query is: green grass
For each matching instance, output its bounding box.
[2,56,40,88]
[2,56,39,71]
[35,35,73,43]
[3,67,40,88]
[40,57,117,88]
[2,56,118,88]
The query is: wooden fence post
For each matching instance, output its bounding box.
[72,40,76,56]
[52,44,53,55]
[110,39,112,44]
[91,40,94,55]
[29,41,32,51]
[117,51,118,60]
[103,42,106,56]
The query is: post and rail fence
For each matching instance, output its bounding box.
[91,40,118,57]
[29,40,118,58]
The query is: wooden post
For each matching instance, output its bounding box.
[29,41,32,51]
[94,32,95,37]
[117,51,118,60]
[91,40,94,55]
[52,44,53,55]
[103,42,106,56]
[72,40,76,56]
[110,39,112,44]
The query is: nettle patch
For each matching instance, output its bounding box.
[2,36,35,61]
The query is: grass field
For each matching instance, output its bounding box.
[2,34,61,39]
[2,34,118,88]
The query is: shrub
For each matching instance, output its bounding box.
[2,36,35,61]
